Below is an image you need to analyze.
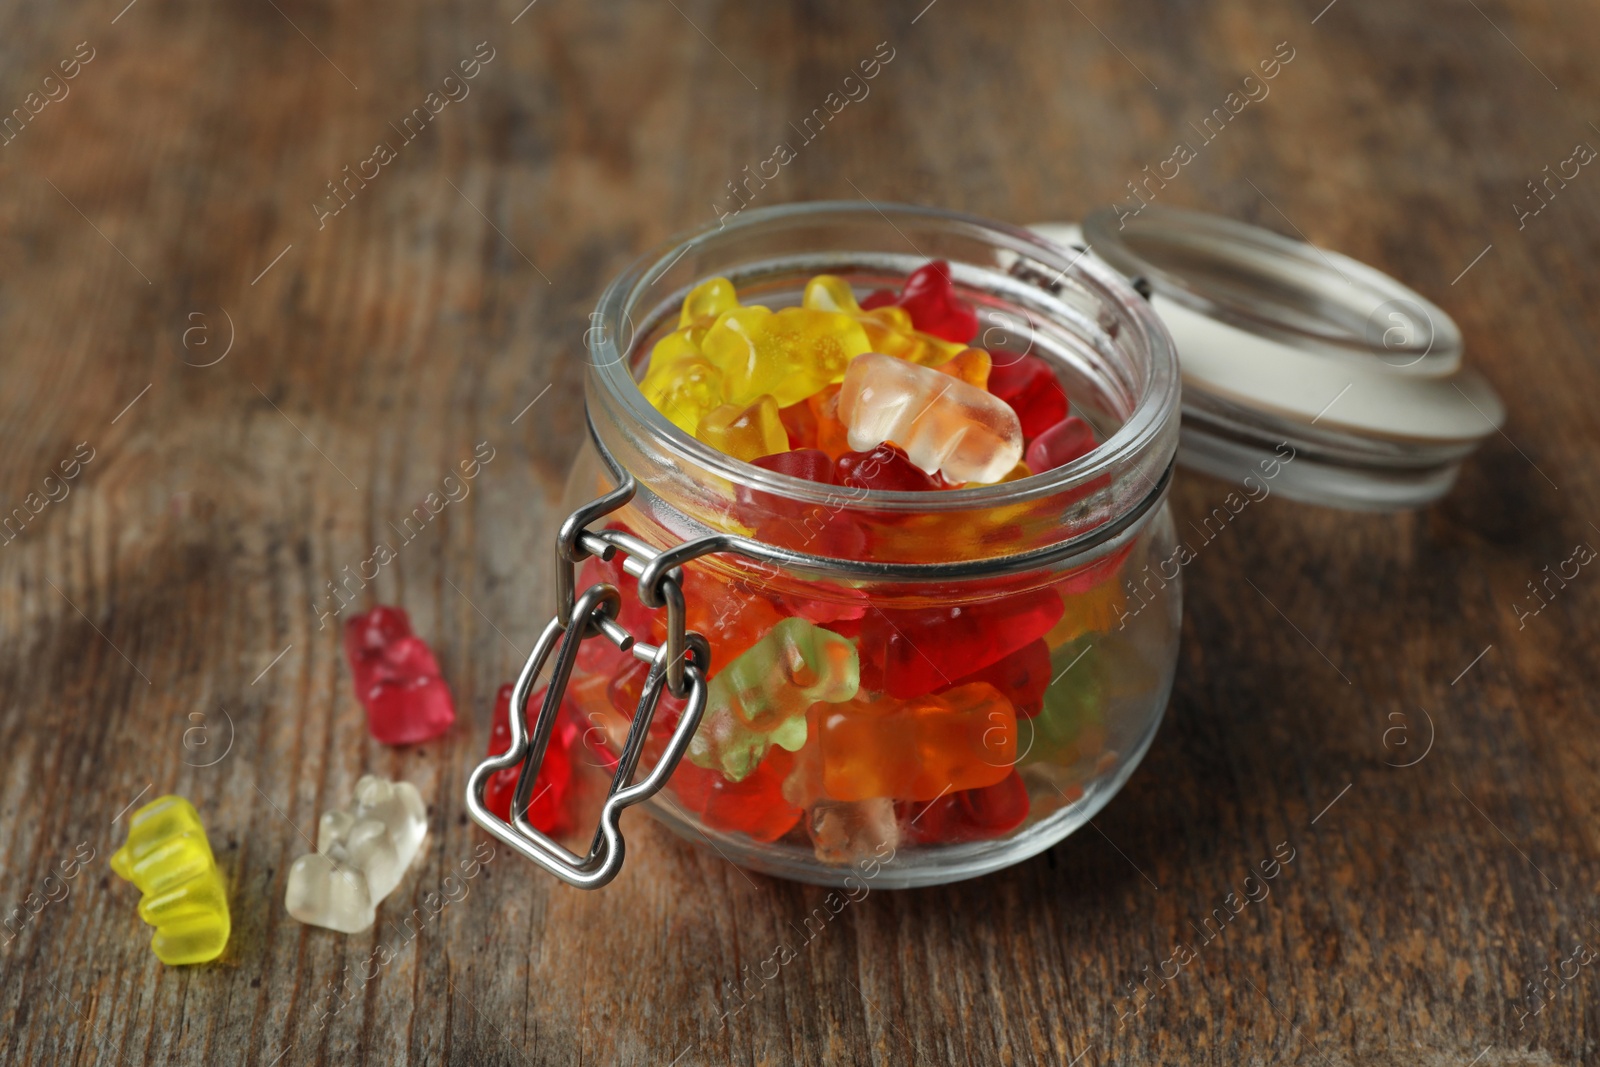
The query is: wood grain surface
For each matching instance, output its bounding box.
[2,0,1598,1063]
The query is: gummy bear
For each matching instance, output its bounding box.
[701,305,872,408]
[738,457,874,612]
[344,604,412,662]
[1054,540,1135,596]
[807,683,1017,801]
[741,450,871,558]
[344,606,456,745]
[687,617,860,781]
[1018,636,1103,767]
[942,638,1052,718]
[836,443,944,492]
[899,771,1029,844]
[859,588,1065,699]
[752,448,837,485]
[808,797,900,864]
[669,562,791,668]
[696,394,788,461]
[771,585,871,629]
[111,795,230,965]
[803,275,966,368]
[1025,416,1096,472]
[607,658,690,735]
[285,775,428,934]
[664,757,717,814]
[860,260,980,345]
[999,461,1033,482]
[935,347,991,390]
[636,279,745,434]
[747,498,870,562]
[987,355,1069,442]
[1045,573,1127,644]
[838,352,1023,485]
[806,384,854,460]
[665,742,806,844]
[679,276,740,333]
[685,747,804,842]
[483,684,580,834]
[778,397,820,451]
[640,345,726,434]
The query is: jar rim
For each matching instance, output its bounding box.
[585,200,1181,519]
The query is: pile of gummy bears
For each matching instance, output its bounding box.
[640,261,1099,487]
[551,262,1131,865]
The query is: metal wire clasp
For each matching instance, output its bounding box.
[464,476,713,889]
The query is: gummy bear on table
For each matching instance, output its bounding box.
[111,795,231,965]
[596,260,1133,861]
[344,606,456,745]
[284,775,428,934]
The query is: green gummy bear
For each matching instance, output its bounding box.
[688,617,859,782]
[1019,636,1103,767]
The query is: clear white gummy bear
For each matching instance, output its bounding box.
[838,352,1023,484]
[284,775,427,933]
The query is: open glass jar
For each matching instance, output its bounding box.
[467,202,1183,888]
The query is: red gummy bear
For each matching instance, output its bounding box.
[941,638,1052,719]
[752,448,838,485]
[343,607,456,745]
[740,461,873,624]
[766,576,871,629]
[1025,416,1097,473]
[668,749,802,843]
[743,451,869,558]
[1055,541,1135,596]
[484,683,579,835]
[836,444,944,492]
[859,588,1065,699]
[666,759,717,815]
[900,771,1030,845]
[777,400,820,451]
[988,356,1069,442]
[861,260,980,345]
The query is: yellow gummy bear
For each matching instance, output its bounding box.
[111,795,230,965]
[700,305,872,408]
[998,459,1033,483]
[696,394,789,461]
[640,353,724,434]
[801,275,966,368]
[638,277,745,432]
[679,276,740,333]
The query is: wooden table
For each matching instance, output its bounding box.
[3,0,1597,1063]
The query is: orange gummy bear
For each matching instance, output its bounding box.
[649,562,788,670]
[807,683,1018,802]
[805,384,853,461]
[935,347,991,390]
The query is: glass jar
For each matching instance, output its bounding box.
[468,201,1183,889]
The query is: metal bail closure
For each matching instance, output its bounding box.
[465,485,712,889]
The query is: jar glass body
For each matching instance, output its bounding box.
[563,202,1182,888]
